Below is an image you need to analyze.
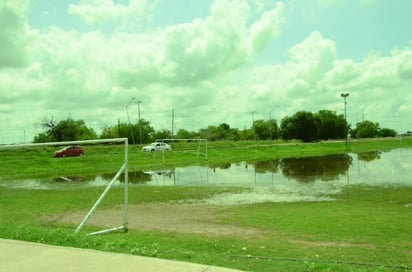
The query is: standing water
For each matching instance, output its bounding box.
[2,149,411,204]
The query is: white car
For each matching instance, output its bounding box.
[141,142,172,152]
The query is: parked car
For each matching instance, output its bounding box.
[54,146,84,158]
[141,142,172,152]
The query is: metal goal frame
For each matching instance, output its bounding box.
[1,138,129,236]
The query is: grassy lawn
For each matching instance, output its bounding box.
[1,185,411,271]
[1,138,412,271]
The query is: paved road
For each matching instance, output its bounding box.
[0,239,245,272]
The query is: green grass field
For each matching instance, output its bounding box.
[1,138,412,271]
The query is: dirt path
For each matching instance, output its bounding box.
[57,203,266,237]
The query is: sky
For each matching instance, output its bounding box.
[1,0,412,144]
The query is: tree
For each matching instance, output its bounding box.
[351,120,380,138]
[216,123,231,140]
[199,126,218,141]
[268,119,280,140]
[280,111,318,142]
[315,110,347,140]
[33,132,52,143]
[34,117,97,142]
[216,123,240,140]
[101,122,135,143]
[37,116,58,142]
[152,129,172,141]
[378,128,397,137]
[137,118,155,143]
[175,129,198,139]
[253,119,273,140]
[253,119,280,140]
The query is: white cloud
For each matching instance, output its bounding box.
[288,31,336,84]
[114,0,286,88]
[248,2,285,54]
[321,59,360,87]
[68,0,146,25]
[1,0,412,144]
[316,0,345,8]
[0,0,30,68]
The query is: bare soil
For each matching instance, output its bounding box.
[53,204,376,250]
[57,203,267,237]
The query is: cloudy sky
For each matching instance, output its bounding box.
[1,0,412,144]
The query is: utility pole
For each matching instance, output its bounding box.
[171,108,174,138]
[251,111,256,141]
[118,118,121,137]
[137,100,142,144]
[341,93,349,148]
[125,97,136,144]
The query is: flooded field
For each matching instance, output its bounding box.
[2,148,411,204]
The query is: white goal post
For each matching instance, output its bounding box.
[156,138,208,160]
[1,138,129,236]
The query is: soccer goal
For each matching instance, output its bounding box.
[0,138,129,236]
[156,138,208,160]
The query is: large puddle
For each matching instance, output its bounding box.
[2,148,411,204]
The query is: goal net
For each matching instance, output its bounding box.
[156,138,208,158]
[139,138,208,186]
[143,137,208,169]
[0,138,129,236]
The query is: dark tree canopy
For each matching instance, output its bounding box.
[315,110,347,140]
[253,119,280,140]
[280,111,318,142]
[34,117,97,143]
[351,120,380,138]
[351,121,397,139]
[100,118,154,144]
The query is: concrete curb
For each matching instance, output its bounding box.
[0,239,245,272]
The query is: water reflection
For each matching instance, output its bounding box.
[52,176,85,183]
[280,154,352,183]
[2,149,411,204]
[253,160,279,174]
[357,151,381,162]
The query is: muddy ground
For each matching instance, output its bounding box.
[56,203,266,237]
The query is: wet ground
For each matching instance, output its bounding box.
[2,149,412,205]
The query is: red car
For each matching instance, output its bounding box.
[54,146,84,158]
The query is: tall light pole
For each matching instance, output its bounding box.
[251,111,256,141]
[341,93,349,147]
[125,97,136,144]
[137,100,142,144]
[269,105,279,140]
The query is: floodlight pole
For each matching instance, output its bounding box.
[341,93,349,147]
[126,97,136,145]
[137,100,142,144]
[269,105,279,140]
[251,111,256,141]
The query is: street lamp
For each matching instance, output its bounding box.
[125,97,136,144]
[251,111,256,141]
[341,93,349,147]
[137,100,142,144]
[269,105,279,140]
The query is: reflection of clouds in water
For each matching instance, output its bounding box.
[199,192,335,205]
[0,175,118,190]
[0,179,50,190]
[199,180,341,205]
[352,149,412,186]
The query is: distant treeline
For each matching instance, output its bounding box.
[34,110,397,144]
